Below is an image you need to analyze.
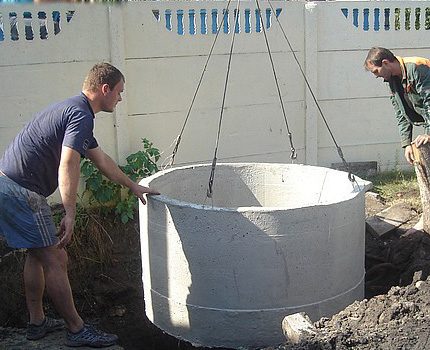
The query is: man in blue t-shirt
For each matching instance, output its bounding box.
[0,63,159,347]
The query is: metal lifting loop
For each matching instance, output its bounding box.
[288,132,297,160]
[267,0,355,183]
[207,157,217,198]
[206,0,241,199]
[168,0,234,167]
[256,0,297,163]
[168,135,182,166]
[290,148,297,160]
[336,146,355,183]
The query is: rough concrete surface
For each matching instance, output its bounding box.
[282,313,316,344]
[140,163,369,348]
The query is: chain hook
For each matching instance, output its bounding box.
[206,157,217,198]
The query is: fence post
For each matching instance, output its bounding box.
[108,5,129,164]
[304,2,318,165]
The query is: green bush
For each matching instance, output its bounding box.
[80,138,160,223]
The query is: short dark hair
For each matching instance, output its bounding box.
[83,62,124,92]
[364,47,397,70]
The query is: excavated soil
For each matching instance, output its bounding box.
[2,189,430,350]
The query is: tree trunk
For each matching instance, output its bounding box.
[412,143,430,233]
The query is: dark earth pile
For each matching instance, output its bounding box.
[288,273,430,350]
[2,191,430,350]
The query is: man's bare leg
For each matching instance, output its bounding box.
[26,246,84,333]
[24,253,45,325]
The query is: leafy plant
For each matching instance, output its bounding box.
[80,138,160,223]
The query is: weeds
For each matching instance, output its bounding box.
[368,170,421,210]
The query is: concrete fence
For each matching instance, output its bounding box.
[1,1,429,182]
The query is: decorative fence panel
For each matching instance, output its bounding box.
[123,1,306,165]
[313,1,430,170]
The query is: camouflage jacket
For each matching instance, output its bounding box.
[388,56,430,148]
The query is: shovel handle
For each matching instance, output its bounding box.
[412,143,421,165]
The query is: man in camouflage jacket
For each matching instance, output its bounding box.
[365,46,430,165]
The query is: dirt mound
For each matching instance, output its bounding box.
[286,273,430,350]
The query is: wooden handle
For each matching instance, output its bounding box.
[412,143,421,165]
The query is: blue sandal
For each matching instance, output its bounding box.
[66,324,118,348]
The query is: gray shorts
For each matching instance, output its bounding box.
[0,174,59,249]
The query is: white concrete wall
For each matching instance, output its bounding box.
[0,1,428,184]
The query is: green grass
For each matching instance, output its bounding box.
[367,170,421,210]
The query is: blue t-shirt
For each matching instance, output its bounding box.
[0,93,98,197]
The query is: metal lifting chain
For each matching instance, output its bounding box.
[266,0,355,183]
[167,0,234,168]
[255,0,296,161]
[207,0,241,199]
